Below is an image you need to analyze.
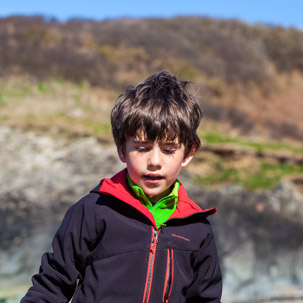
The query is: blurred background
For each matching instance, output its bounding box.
[0,1,303,302]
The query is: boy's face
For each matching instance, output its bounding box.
[118,134,195,203]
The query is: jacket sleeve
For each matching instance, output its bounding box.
[186,220,222,303]
[21,194,102,303]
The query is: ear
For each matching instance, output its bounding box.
[181,146,196,168]
[117,148,126,163]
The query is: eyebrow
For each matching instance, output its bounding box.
[161,142,180,146]
[133,138,150,144]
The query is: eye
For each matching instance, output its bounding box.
[136,146,150,152]
[162,148,176,154]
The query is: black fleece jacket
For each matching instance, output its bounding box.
[21,169,222,303]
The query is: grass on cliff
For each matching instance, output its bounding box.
[0,76,116,141]
[193,161,303,190]
[202,132,303,154]
[1,76,302,191]
[191,130,303,190]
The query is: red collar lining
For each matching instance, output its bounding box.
[99,169,216,229]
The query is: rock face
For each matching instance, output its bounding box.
[187,183,303,301]
[1,127,303,302]
[0,126,124,297]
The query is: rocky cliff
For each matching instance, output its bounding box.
[1,126,302,302]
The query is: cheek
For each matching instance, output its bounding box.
[167,161,183,176]
[126,154,144,173]
[128,153,141,166]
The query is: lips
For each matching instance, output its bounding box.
[143,174,164,181]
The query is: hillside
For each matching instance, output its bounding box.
[0,16,303,190]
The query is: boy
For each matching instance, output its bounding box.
[21,71,222,303]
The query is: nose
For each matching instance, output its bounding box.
[147,147,162,169]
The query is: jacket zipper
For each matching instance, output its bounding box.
[163,248,174,303]
[142,227,159,303]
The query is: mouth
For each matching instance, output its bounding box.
[143,174,164,182]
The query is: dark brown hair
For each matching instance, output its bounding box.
[111,71,203,156]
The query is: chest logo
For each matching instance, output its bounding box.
[171,233,190,242]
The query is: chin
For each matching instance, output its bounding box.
[144,189,161,196]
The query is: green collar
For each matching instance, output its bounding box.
[126,172,179,228]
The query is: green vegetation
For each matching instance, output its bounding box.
[244,163,303,189]
[203,132,303,154]
[194,132,303,189]
[195,168,241,186]
[194,161,303,190]
[37,82,47,92]
[0,77,115,141]
[0,115,10,121]
[0,95,5,105]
